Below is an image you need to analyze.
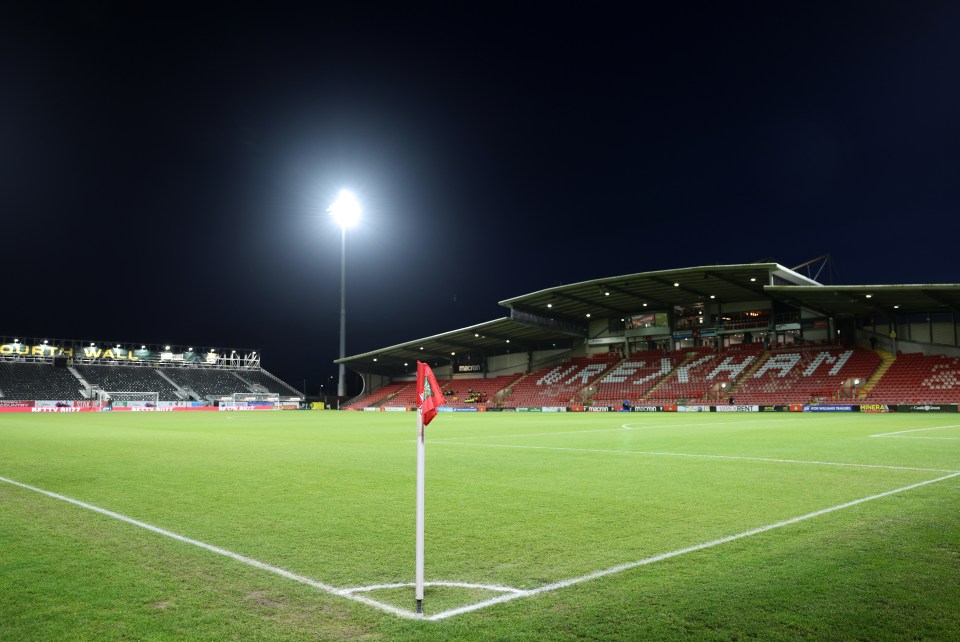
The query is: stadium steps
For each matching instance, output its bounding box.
[373,383,413,408]
[858,349,895,398]
[578,357,629,404]
[724,350,770,398]
[639,350,701,402]
[155,369,191,400]
[67,366,94,398]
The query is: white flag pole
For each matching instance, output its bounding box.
[415,406,426,614]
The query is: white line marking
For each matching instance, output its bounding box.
[876,436,960,441]
[870,424,960,438]
[426,471,960,620]
[0,475,419,620]
[6,466,960,621]
[431,442,959,473]
[343,581,524,595]
[428,419,795,444]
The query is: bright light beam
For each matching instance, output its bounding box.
[327,189,362,229]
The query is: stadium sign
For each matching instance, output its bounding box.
[803,405,855,412]
[714,405,759,412]
[0,400,33,408]
[457,364,482,372]
[898,404,958,413]
[859,404,892,413]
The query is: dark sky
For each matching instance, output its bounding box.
[3,2,959,393]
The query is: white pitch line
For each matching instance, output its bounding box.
[876,436,960,441]
[430,441,959,474]
[343,580,525,595]
[426,470,960,621]
[0,475,419,620]
[428,419,795,444]
[869,424,960,438]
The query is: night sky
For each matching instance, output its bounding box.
[4,3,959,394]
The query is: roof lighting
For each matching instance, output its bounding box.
[674,282,680,287]
[865,294,873,299]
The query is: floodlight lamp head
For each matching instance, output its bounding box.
[328,189,362,229]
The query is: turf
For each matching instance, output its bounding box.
[1,411,958,640]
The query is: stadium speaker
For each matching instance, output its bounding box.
[53,356,68,368]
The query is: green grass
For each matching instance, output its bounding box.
[1,411,958,640]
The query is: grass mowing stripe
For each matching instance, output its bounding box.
[431,441,960,473]
[428,470,960,621]
[0,474,418,620]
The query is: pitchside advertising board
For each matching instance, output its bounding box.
[384,402,957,413]
[0,400,295,412]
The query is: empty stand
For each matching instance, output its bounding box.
[502,354,620,407]
[729,346,881,405]
[644,348,757,403]
[161,367,252,400]
[233,368,302,397]
[864,353,960,404]
[592,351,683,403]
[75,364,182,401]
[0,362,85,400]
[346,382,412,409]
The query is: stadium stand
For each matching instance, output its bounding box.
[75,364,183,401]
[442,374,523,407]
[724,346,881,405]
[501,354,620,407]
[591,351,683,403]
[0,362,85,400]
[160,367,260,401]
[232,368,303,397]
[644,348,757,404]
[863,353,960,404]
[346,381,412,409]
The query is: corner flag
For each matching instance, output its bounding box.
[416,361,446,426]
[414,361,446,615]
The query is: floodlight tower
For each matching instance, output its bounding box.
[328,189,361,399]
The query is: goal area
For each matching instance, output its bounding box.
[101,391,160,407]
[232,392,281,403]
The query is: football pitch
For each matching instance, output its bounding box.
[2,411,959,641]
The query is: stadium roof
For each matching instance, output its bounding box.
[765,284,960,317]
[334,317,579,377]
[336,263,960,377]
[497,263,818,322]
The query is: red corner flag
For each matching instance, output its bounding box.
[416,361,446,426]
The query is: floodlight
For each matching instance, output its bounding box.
[327,189,362,229]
